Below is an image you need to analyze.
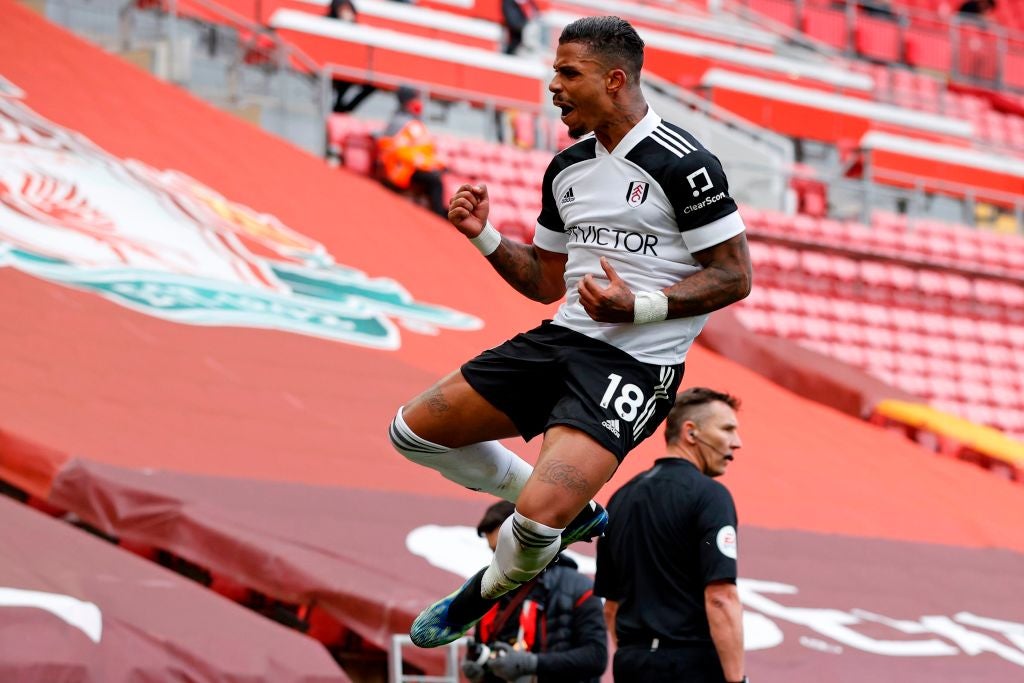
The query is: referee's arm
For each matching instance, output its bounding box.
[602,599,618,646]
[705,580,744,682]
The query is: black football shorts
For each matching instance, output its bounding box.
[461,320,684,461]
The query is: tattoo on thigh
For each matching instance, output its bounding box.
[425,386,450,415]
[537,459,589,494]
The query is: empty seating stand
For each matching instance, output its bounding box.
[740,208,1024,442]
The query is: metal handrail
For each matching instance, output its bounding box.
[170,0,323,75]
[388,635,466,683]
[322,63,548,115]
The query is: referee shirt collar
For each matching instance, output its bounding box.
[651,458,700,475]
[595,106,660,158]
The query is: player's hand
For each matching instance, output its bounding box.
[460,660,486,682]
[447,183,490,238]
[578,257,635,323]
[487,642,538,682]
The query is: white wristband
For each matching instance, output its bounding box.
[633,291,669,324]
[469,221,502,256]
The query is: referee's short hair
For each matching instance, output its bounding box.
[664,387,741,445]
[558,16,645,84]
[477,500,515,537]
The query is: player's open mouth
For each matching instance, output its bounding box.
[557,103,575,121]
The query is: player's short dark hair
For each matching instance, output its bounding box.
[477,500,515,537]
[558,16,645,83]
[664,387,741,444]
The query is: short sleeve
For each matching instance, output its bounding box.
[696,483,739,585]
[533,159,568,253]
[665,150,744,253]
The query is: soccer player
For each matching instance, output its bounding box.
[387,15,752,648]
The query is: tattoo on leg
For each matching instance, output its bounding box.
[537,459,589,494]
[425,386,450,415]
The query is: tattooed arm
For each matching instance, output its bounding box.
[486,241,567,304]
[578,233,752,323]
[448,182,567,304]
[663,232,751,318]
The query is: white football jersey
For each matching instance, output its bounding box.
[533,108,745,365]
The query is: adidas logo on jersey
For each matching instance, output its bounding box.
[601,419,620,437]
[560,187,575,205]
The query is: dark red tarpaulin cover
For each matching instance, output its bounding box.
[0,2,1023,680]
[0,495,349,683]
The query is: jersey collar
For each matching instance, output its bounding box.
[594,107,660,158]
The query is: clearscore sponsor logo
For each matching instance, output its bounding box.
[683,191,726,214]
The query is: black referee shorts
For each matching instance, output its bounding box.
[613,642,726,683]
[460,321,683,462]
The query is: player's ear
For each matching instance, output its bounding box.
[605,68,627,94]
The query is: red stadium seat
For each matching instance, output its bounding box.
[905,27,953,72]
[855,15,902,63]
[992,384,1023,409]
[833,321,866,347]
[960,380,992,406]
[341,133,377,176]
[864,347,897,370]
[832,343,868,367]
[801,317,836,341]
[928,357,959,378]
[917,311,951,338]
[802,6,848,49]
[1006,326,1024,349]
[895,372,929,397]
[802,293,835,319]
[747,0,799,27]
[993,408,1024,432]
[925,335,956,359]
[860,324,895,349]
[981,343,1014,368]
[765,287,802,312]
[896,351,929,376]
[859,302,894,328]
[894,330,929,355]
[768,311,803,338]
[927,376,959,400]
[736,307,771,333]
[957,340,986,364]
[962,404,997,427]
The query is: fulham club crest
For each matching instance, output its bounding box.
[626,181,649,208]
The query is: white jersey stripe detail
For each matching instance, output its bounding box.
[633,366,676,438]
[657,125,697,152]
[649,131,685,158]
[651,128,690,156]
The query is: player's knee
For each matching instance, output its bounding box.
[388,407,448,464]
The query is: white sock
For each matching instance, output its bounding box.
[388,408,533,502]
[481,511,562,599]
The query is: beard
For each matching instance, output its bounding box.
[568,124,589,140]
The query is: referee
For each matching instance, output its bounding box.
[595,387,746,683]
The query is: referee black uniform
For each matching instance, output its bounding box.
[595,458,739,682]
